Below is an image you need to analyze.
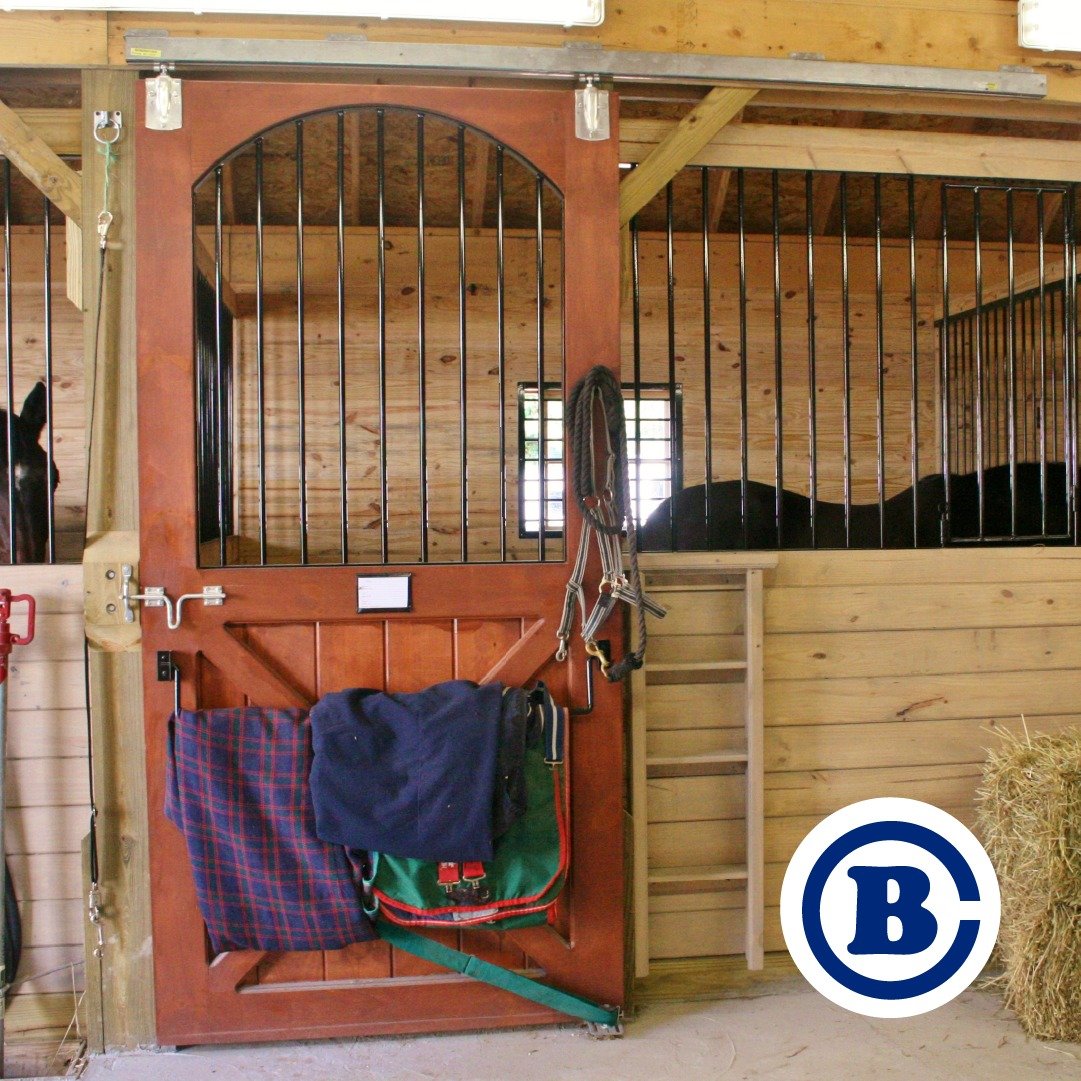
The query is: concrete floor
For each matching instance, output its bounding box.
[77,987,1080,1081]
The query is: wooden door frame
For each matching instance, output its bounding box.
[135,81,624,1045]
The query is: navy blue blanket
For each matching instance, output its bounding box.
[310,680,513,863]
[166,707,374,952]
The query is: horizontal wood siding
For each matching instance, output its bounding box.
[1,566,86,1023]
[643,548,1081,961]
[762,548,1081,953]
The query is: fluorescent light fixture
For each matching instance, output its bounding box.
[1019,0,1081,51]
[0,0,603,25]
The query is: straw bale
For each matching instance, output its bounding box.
[978,726,1081,1041]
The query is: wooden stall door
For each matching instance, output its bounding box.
[135,82,622,1046]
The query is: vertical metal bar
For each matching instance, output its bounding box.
[702,167,714,546]
[1021,290,1030,462]
[495,144,507,562]
[336,111,349,563]
[535,172,547,561]
[874,174,886,548]
[738,170,749,548]
[1051,285,1060,465]
[376,111,389,564]
[417,114,430,563]
[1065,187,1078,540]
[967,314,975,475]
[631,214,643,540]
[457,125,469,563]
[2,161,12,563]
[940,184,952,537]
[255,138,268,565]
[973,188,985,538]
[840,173,852,547]
[950,321,959,480]
[805,171,818,548]
[41,196,55,563]
[771,171,784,547]
[295,120,309,564]
[214,165,227,568]
[908,176,919,547]
[1038,192,1048,533]
[1007,189,1017,536]
[665,180,677,550]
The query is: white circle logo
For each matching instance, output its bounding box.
[780,798,1000,1018]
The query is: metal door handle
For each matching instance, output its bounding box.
[120,564,225,630]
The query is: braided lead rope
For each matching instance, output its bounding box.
[562,366,663,682]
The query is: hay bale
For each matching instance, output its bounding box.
[978,726,1081,1042]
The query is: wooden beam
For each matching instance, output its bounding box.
[207,628,313,709]
[98,3,1081,108]
[467,138,490,229]
[621,119,1081,185]
[15,109,81,157]
[80,69,153,1052]
[619,88,757,227]
[479,618,551,686]
[208,950,266,993]
[749,88,1081,126]
[0,98,81,222]
[708,167,734,233]
[0,11,107,66]
[810,112,863,235]
[913,119,975,239]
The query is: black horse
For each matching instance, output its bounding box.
[639,462,1071,550]
[0,382,57,565]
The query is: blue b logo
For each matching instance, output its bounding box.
[781,799,1000,1018]
[847,865,937,955]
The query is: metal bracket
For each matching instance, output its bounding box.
[574,75,610,142]
[585,1015,625,1039]
[120,564,225,631]
[92,110,122,146]
[145,66,182,132]
[157,651,181,714]
[571,640,609,716]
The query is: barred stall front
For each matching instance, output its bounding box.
[193,106,564,568]
[627,167,1079,551]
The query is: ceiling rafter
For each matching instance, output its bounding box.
[0,98,82,221]
[619,87,757,228]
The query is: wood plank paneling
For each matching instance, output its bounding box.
[639,549,1081,984]
[0,568,89,1034]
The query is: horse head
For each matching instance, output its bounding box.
[0,382,59,564]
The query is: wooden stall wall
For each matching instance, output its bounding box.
[642,548,1081,963]
[762,548,1081,947]
[2,564,87,1043]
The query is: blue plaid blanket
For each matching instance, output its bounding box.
[166,707,374,952]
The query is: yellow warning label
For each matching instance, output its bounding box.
[129,48,164,59]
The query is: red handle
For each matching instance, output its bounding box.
[8,593,35,645]
[0,591,36,674]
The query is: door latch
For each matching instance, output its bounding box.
[120,564,225,630]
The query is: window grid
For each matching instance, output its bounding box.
[518,383,681,537]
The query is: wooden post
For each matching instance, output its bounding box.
[80,69,155,1050]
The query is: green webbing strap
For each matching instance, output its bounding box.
[379,921,620,1027]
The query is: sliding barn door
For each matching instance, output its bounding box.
[135,82,622,1046]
